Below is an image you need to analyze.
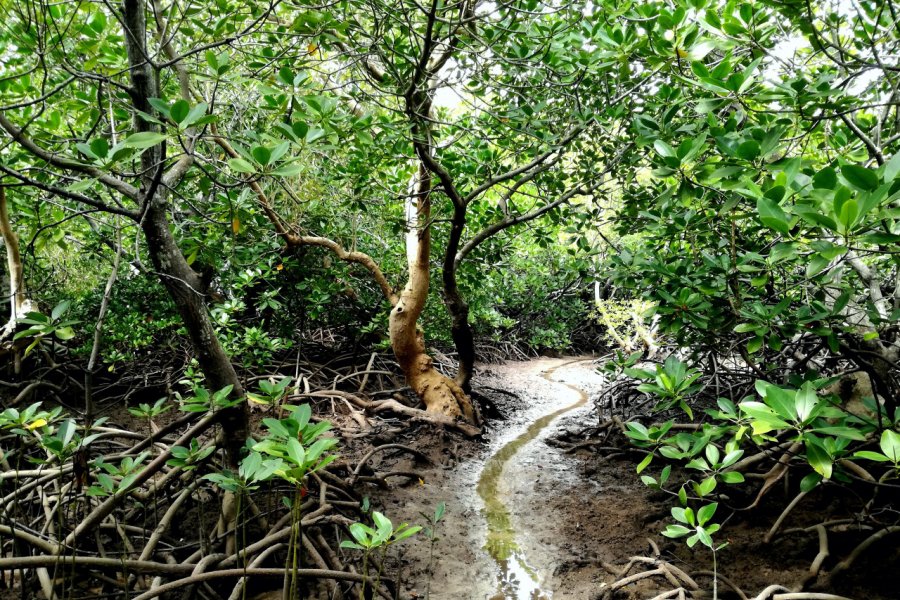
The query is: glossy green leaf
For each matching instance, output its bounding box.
[123,132,167,149]
[756,197,790,234]
[842,165,878,192]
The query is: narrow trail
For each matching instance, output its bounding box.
[387,357,610,600]
[476,358,596,599]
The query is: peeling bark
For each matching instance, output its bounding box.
[389,164,476,423]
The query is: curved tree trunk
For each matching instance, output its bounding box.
[123,0,247,464]
[389,164,475,423]
[140,203,248,457]
[0,186,32,336]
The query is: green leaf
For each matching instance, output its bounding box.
[123,132,167,149]
[800,472,822,492]
[883,153,900,181]
[228,158,255,174]
[654,140,677,158]
[372,511,393,544]
[747,335,764,354]
[89,10,107,33]
[812,426,866,441]
[293,404,312,430]
[286,438,306,466]
[696,527,714,549]
[278,66,294,86]
[853,450,890,462]
[736,140,760,161]
[252,146,272,165]
[806,440,833,479]
[392,525,422,542]
[205,51,219,72]
[269,142,291,164]
[170,100,189,124]
[739,401,792,433]
[794,207,837,231]
[879,430,900,462]
[51,300,70,321]
[349,522,373,546]
[148,98,171,117]
[181,103,209,128]
[720,471,744,484]
[756,197,790,234]
[838,199,859,231]
[75,143,97,159]
[671,506,692,525]
[272,163,303,177]
[636,453,653,473]
[90,138,109,159]
[806,255,831,278]
[794,382,818,423]
[842,165,878,192]
[697,502,718,526]
[662,524,691,538]
[54,326,76,340]
[696,476,717,496]
[306,127,326,143]
[756,381,798,422]
[813,167,837,189]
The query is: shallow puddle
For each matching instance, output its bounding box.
[476,360,590,599]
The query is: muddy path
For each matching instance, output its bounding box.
[371,357,897,600]
[380,357,652,599]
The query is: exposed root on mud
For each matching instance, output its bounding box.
[0,349,486,599]
[599,555,699,599]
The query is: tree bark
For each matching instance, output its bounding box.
[0,186,31,336]
[122,0,247,461]
[140,203,248,455]
[389,163,475,422]
[441,204,476,390]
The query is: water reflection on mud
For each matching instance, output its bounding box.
[476,361,590,600]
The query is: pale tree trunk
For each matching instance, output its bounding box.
[389,163,476,422]
[0,186,32,338]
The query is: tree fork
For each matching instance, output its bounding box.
[389,162,476,423]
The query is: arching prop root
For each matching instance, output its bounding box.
[599,555,699,599]
[0,410,404,600]
[292,389,482,437]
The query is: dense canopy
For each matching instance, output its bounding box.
[0,0,899,597]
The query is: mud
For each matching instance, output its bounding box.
[376,357,636,599]
[368,357,900,600]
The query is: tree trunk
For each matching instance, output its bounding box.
[0,186,31,335]
[140,203,248,458]
[442,204,476,390]
[123,0,247,462]
[389,164,476,423]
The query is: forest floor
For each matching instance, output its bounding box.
[362,357,898,600]
[6,354,896,599]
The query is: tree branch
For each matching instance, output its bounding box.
[295,235,398,306]
[0,165,139,220]
[0,114,140,201]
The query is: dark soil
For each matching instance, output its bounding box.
[360,357,898,600]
